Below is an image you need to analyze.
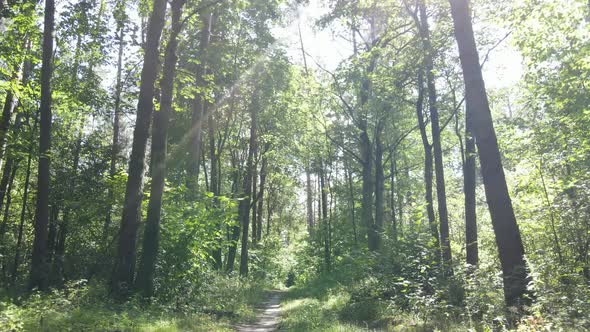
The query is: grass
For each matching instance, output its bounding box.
[277,276,462,332]
[0,276,270,332]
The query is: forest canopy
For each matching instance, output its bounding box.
[0,0,588,330]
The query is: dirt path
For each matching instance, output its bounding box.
[234,291,282,332]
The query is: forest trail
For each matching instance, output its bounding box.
[234,291,282,332]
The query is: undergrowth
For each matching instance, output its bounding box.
[0,274,269,332]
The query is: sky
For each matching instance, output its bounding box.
[273,0,523,90]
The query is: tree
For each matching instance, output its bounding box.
[187,11,213,189]
[449,0,530,307]
[239,89,258,277]
[112,0,167,295]
[135,0,186,297]
[29,0,55,291]
[417,0,452,267]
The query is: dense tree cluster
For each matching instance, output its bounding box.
[0,0,588,330]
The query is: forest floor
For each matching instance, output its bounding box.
[234,290,283,332]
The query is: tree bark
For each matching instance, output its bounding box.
[0,160,16,279]
[12,117,35,284]
[449,0,530,307]
[136,0,185,297]
[188,12,213,189]
[50,135,80,285]
[320,161,330,272]
[256,149,268,242]
[0,158,15,242]
[0,72,19,171]
[103,1,126,247]
[418,0,452,268]
[374,120,385,250]
[345,160,358,245]
[359,56,376,251]
[239,98,257,277]
[389,148,398,242]
[306,167,314,236]
[29,0,55,291]
[251,154,258,245]
[112,0,167,295]
[464,103,478,266]
[416,73,440,252]
[226,152,241,272]
[209,92,222,270]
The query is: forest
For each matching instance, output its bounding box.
[0,0,588,330]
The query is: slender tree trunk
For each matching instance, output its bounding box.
[112,0,167,295]
[136,0,185,297]
[537,161,562,263]
[359,54,376,251]
[390,148,398,242]
[29,0,55,291]
[256,151,268,242]
[360,128,375,250]
[464,104,478,266]
[418,0,452,268]
[374,120,385,250]
[251,154,258,245]
[12,117,35,284]
[416,73,440,252]
[239,100,257,277]
[0,72,20,171]
[51,136,80,285]
[188,12,213,189]
[306,167,314,236]
[0,158,15,241]
[209,93,222,270]
[103,2,126,247]
[226,155,241,272]
[266,187,272,235]
[449,0,530,307]
[46,205,58,265]
[320,161,330,272]
[0,161,16,279]
[345,161,357,245]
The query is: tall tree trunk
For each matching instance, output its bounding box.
[464,104,478,266]
[239,99,257,277]
[449,0,530,307]
[0,158,15,242]
[256,151,267,242]
[359,56,376,251]
[416,73,440,253]
[46,205,59,265]
[112,0,167,295]
[360,128,375,250]
[418,0,452,268]
[266,186,272,235]
[29,0,55,291]
[389,148,398,242]
[320,161,330,272]
[0,161,17,279]
[345,161,357,245]
[12,116,35,284]
[103,0,126,247]
[136,0,185,297]
[0,72,20,171]
[226,155,241,272]
[209,94,222,270]
[52,136,81,284]
[251,154,258,245]
[306,167,314,236]
[188,12,213,189]
[374,120,385,251]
